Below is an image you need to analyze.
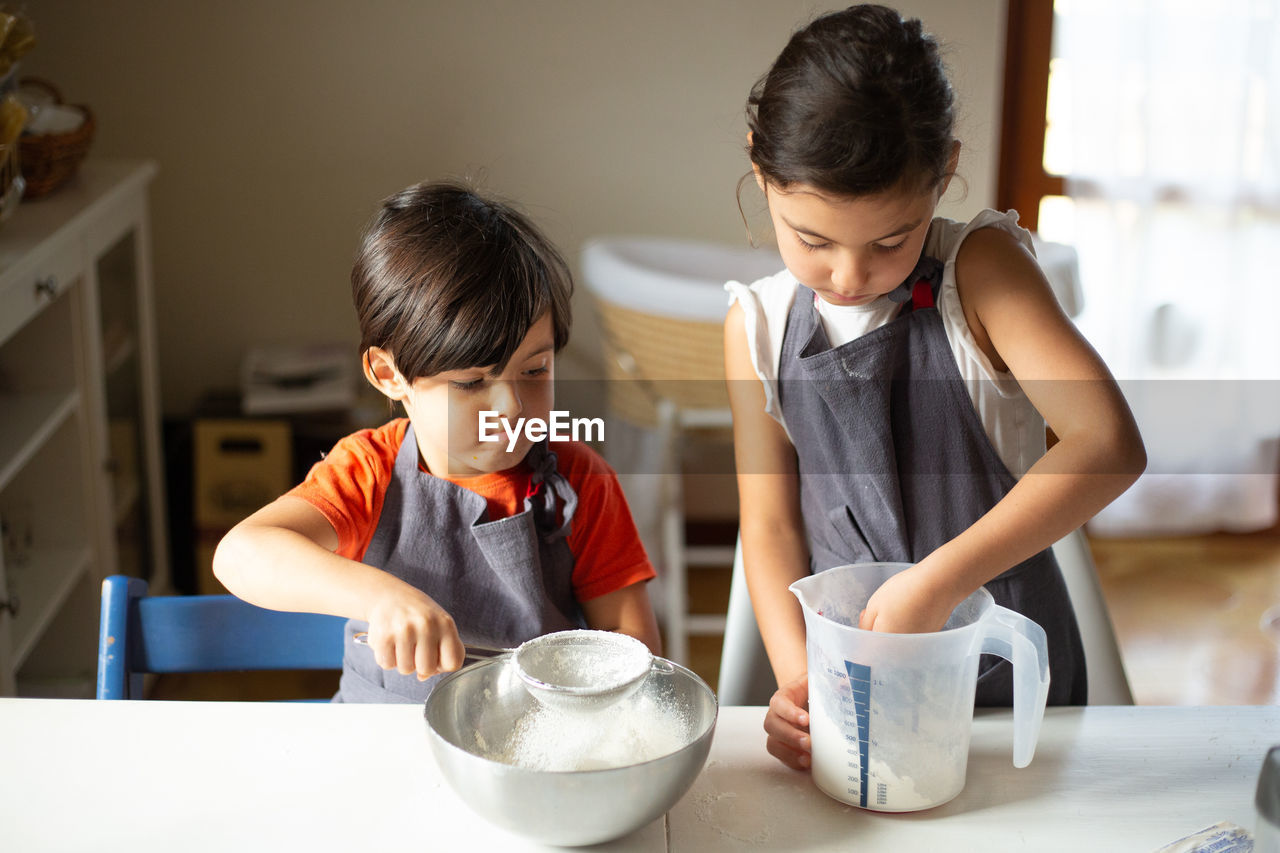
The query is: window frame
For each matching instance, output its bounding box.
[996,0,1062,231]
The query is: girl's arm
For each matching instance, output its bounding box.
[859,227,1147,633]
[580,583,662,656]
[724,300,811,686]
[726,299,815,770]
[213,496,465,678]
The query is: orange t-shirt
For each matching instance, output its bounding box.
[288,419,655,602]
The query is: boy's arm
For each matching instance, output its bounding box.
[580,584,662,656]
[213,496,465,679]
[214,495,386,616]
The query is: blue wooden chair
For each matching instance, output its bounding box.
[96,574,346,700]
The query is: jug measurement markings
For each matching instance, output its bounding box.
[844,660,873,807]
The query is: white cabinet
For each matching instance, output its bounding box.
[0,160,168,697]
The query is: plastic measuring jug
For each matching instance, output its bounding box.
[790,562,1050,812]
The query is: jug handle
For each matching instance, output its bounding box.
[980,606,1051,768]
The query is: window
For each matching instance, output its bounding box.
[996,0,1058,231]
[997,1,1280,537]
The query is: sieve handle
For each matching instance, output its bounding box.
[351,632,508,662]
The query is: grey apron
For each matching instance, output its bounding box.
[335,426,584,703]
[777,257,1087,705]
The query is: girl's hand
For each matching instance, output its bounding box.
[763,674,811,771]
[364,586,466,681]
[857,563,963,634]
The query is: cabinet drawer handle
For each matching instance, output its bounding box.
[34,276,57,300]
[0,595,19,617]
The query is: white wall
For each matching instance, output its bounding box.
[25,0,1006,415]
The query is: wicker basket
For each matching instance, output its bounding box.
[593,298,731,430]
[18,78,95,199]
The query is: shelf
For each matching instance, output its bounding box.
[0,161,157,277]
[8,544,94,667]
[0,390,80,492]
[0,160,164,696]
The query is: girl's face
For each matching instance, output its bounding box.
[401,312,556,478]
[760,178,946,307]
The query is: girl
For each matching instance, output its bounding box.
[724,5,1145,769]
[214,180,660,703]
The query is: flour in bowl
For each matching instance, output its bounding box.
[482,691,692,771]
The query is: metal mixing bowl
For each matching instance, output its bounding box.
[424,655,717,847]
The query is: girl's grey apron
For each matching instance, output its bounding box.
[777,258,1087,705]
[336,426,584,702]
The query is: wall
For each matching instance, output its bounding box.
[24,0,1007,416]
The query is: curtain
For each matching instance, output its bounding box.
[1049,0,1280,535]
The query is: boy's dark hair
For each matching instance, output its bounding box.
[746,4,955,197]
[352,180,573,379]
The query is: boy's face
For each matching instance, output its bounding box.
[402,312,557,478]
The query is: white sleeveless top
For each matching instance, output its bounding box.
[725,208,1046,478]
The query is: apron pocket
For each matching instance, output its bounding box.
[825,505,879,564]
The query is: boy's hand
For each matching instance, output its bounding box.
[364,586,465,681]
[763,674,811,770]
[857,562,962,634]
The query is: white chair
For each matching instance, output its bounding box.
[1052,528,1134,704]
[580,236,781,665]
[716,528,1134,706]
[716,536,774,706]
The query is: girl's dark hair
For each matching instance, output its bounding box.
[352,180,573,379]
[747,4,956,197]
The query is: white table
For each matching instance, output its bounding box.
[0,700,1273,852]
[674,705,1276,851]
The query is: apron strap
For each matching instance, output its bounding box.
[885,255,943,313]
[911,278,935,310]
[525,442,577,543]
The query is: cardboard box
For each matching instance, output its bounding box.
[193,418,293,530]
[193,419,293,594]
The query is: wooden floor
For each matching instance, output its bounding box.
[153,522,1280,706]
[1090,523,1280,705]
